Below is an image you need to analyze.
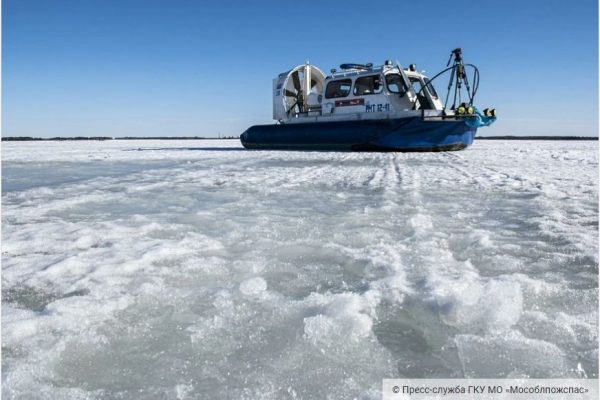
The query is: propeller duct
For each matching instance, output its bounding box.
[281,64,325,116]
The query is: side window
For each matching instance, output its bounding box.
[353,75,383,96]
[385,74,406,93]
[325,79,352,98]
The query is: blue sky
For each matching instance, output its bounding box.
[3,0,598,137]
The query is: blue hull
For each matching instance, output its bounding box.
[240,117,477,152]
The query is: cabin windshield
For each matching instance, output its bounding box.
[409,77,434,109]
[410,77,438,99]
[385,74,407,93]
[424,78,438,99]
[409,77,424,96]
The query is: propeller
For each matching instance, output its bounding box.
[287,100,299,115]
[286,69,305,115]
[292,71,301,92]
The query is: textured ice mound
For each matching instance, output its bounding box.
[239,277,268,296]
[303,292,379,345]
[435,276,523,333]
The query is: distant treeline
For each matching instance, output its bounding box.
[2,135,597,142]
[2,136,240,141]
[478,136,598,140]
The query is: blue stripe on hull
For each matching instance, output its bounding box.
[240,117,477,152]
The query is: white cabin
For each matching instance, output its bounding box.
[273,61,445,124]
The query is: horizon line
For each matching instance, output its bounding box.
[2,135,599,142]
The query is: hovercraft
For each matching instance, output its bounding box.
[240,48,496,152]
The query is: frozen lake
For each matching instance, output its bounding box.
[2,139,598,399]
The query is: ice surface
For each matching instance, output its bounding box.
[1,139,598,398]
